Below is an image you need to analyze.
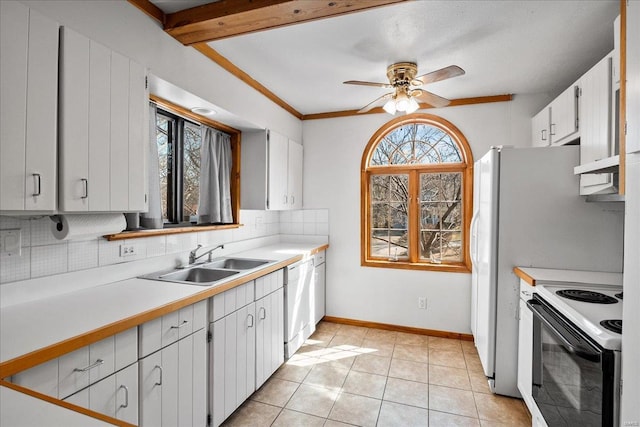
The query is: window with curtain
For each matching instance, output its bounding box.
[361,114,473,272]
[154,107,232,225]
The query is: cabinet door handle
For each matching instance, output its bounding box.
[170,320,189,329]
[32,173,41,196]
[259,307,266,320]
[541,129,547,141]
[247,314,254,328]
[118,385,129,408]
[550,123,556,136]
[74,359,104,372]
[81,179,89,199]
[283,195,288,205]
[154,365,163,386]
[290,195,295,205]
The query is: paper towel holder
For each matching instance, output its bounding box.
[50,215,64,232]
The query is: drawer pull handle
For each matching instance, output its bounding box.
[74,359,104,372]
[170,320,189,329]
[247,314,254,328]
[32,173,41,196]
[154,365,163,386]
[259,307,266,320]
[119,385,129,408]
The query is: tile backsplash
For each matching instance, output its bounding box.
[0,209,329,285]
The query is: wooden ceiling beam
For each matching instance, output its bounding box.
[164,0,406,45]
[301,95,514,120]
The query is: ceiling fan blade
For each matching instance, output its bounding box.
[412,90,451,108]
[344,80,393,89]
[358,93,394,113]
[414,65,465,85]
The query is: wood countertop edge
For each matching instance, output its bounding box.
[513,267,536,286]
[0,243,329,378]
[0,379,132,426]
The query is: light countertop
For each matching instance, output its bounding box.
[514,266,623,287]
[1,242,326,369]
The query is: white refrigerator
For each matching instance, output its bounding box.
[469,146,623,397]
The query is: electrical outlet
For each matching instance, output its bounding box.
[0,229,22,256]
[119,244,138,257]
[418,296,427,310]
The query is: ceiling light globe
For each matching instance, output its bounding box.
[406,97,419,114]
[383,99,397,115]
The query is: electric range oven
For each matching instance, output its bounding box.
[526,284,622,427]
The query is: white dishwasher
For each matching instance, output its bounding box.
[284,259,314,358]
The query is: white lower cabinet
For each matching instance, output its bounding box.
[256,288,285,388]
[138,300,207,427]
[139,328,207,427]
[517,298,533,407]
[312,251,326,325]
[210,270,285,427]
[64,362,138,425]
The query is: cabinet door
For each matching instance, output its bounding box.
[109,51,131,211]
[517,298,534,410]
[580,54,613,192]
[59,27,90,212]
[88,41,111,211]
[549,84,579,144]
[114,363,139,425]
[128,60,148,211]
[628,0,640,154]
[288,140,303,209]
[235,303,256,407]
[531,108,550,147]
[313,262,326,325]
[267,130,289,210]
[139,350,162,427]
[0,3,57,212]
[255,294,272,388]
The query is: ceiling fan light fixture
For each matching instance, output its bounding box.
[406,97,420,114]
[383,98,397,115]
[395,91,410,112]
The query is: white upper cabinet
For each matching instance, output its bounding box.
[628,4,640,155]
[287,139,303,209]
[0,2,58,213]
[530,82,579,147]
[241,130,303,210]
[59,27,148,212]
[531,108,550,147]
[579,54,614,194]
[549,83,580,145]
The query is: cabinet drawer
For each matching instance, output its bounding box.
[210,281,255,322]
[59,327,137,399]
[140,300,207,357]
[254,269,284,300]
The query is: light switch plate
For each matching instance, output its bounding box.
[0,229,22,256]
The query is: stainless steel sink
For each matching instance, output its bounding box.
[144,267,239,286]
[205,258,272,270]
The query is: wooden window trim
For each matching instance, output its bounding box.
[104,95,242,240]
[360,113,473,273]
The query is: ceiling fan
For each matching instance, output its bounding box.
[344,62,465,114]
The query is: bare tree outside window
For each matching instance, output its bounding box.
[362,116,472,271]
[156,115,170,221]
[183,123,201,220]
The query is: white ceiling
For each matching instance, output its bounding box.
[151,0,619,116]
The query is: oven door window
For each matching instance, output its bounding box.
[529,297,614,426]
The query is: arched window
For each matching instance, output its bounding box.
[361,114,473,272]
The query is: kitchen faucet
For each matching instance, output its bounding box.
[189,244,224,265]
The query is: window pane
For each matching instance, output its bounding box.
[183,123,201,221]
[370,173,409,259]
[156,115,170,221]
[369,124,462,166]
[419,172,463,262]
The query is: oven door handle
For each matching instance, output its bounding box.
[526,299,601,362]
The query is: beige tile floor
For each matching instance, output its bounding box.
[222,321,531,427]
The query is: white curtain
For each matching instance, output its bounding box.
[140,103,163,229]
[198,126,232,224]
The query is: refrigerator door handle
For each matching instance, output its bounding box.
[469,210,479,266]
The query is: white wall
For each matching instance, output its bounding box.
[302,95,547,334]
[21,0,302,141]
